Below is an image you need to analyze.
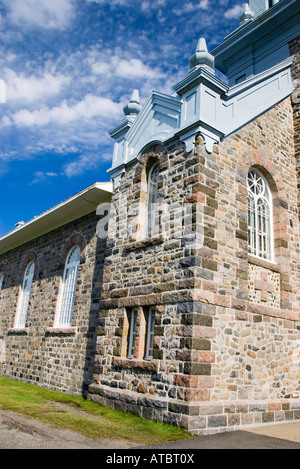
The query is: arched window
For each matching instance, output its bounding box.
[145,163,159,238]
[0,272,3,294]
[247,168,273,261]
[15,261,34,328]
[56,245,80,328]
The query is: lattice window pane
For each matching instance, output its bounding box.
[15,261,34,329]
[56,245,80,327]
[0,272,3,293]
[127,308,138,359]
[247,169,273,261]
[145,163,159,238]
[145,308,155,360]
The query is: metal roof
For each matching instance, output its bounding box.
[0,182,113,255]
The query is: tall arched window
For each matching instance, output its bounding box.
[56,245,80,328]
[0,272,4,294]
[247,168,273,261]
[15,261,34,329]
[145,163,159,238]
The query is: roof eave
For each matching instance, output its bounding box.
[0,182,113,255]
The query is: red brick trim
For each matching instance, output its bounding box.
[58,232,87,272]
[134,143,166,184]
[19,251,38,278]
[237,148,287,199]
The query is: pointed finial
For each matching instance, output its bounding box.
[123,89,142,116]
[189,37,215,72]
[240,3,254,25]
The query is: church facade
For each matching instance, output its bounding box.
[0,0,299,435]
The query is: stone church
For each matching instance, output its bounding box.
[0,0,299,435]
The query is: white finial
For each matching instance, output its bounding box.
[189,37,215,72]
[123,89,142,116]
[240,3,254,25]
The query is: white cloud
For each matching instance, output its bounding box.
[173,1,210,15]
[224,4,244,19]
[62,153,108,177]
[4,69,70,103]
[30,171,58,184]
[9,94,122,127]
[3,0,75,30]
[116,58,164,79]
[91,62,111,75]
[91,56,165,80]
[86,0,129,4]
[199,0,209,9]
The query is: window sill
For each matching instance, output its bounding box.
[123,236,164,252]
[248,255,280,273]
[45,327,77,335]
[113,357,159,372]
[8,328,28,335]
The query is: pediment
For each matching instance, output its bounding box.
[125,91,182,163]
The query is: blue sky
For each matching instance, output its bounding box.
[0,0,244,237]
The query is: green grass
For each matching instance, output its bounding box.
[0,376,191,445]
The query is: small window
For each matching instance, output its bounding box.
[247,168,273,261]
[127,308,138,359]
[126,307,156,360]
[15,261,34,329]
[145,163,159,238]
[56,245,80,328]
[0,272,3,293]
[144,307,155,360]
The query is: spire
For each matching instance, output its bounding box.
[189,37,215,73]
[240,3,254,25]
[123,89,142,116]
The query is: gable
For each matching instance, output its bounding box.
[125,92,182,163]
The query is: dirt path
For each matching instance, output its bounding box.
[0,408,137,449]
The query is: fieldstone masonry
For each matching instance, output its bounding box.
[0,212,106,395]
[248,264,281,307]
[290,36,300,217]
[0,4,299,437]
[88,48,300,432]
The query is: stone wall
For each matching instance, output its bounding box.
[88,90,300,434]
[0,212,106,395]
[290,35,300,218]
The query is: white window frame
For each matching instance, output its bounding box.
[144,307,155,360]
[145,163,159,239]
[247,168,274,261]
[127,308,138,359]
[15,261,34,329]
[55,245,81,328]
[0,272,3,294]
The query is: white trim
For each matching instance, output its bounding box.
[0,272,3,293]
[145,163,159,239]
[0,182,112,255]
[55,245,81,328]
[144,307,155,360]
[247,168,274,262]
[127,308,138,359]
[15,261,34,329]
